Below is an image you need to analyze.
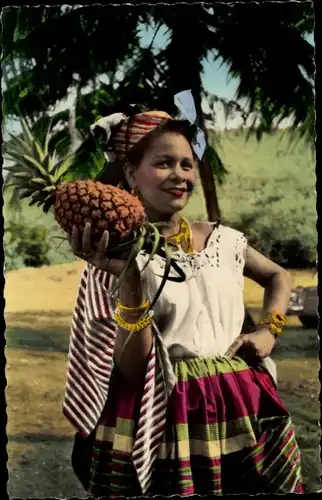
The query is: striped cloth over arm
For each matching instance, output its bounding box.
[62,263,176,493]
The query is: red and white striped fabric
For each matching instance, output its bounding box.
[62,263,173,493]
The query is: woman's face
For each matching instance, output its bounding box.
[126,132,197,221]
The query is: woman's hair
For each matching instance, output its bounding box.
[96,118,197,191]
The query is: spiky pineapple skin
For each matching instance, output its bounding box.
[54,181,146,242]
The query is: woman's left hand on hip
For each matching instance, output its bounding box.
[224,328,276,362]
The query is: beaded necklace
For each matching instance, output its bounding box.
[165,217,194,254]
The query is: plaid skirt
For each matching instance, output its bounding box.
[87,356,303,496]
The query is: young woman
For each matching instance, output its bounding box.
[63,109,303,496]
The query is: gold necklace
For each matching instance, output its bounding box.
[165,217,194,254]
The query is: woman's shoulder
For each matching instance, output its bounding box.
[189,220,247,250]
[190,219,220,236]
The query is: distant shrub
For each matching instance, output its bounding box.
[5,218,51,270]
[233,212,317,268]
[216,132,317,268]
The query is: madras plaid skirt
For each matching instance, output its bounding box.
[88,356,303,496]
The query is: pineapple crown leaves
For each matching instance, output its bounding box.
[4,118,76,213]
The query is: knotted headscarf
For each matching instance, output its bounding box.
[91,110,173,163]
[90,90,206,163]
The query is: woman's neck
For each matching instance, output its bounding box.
[146,211,182,237]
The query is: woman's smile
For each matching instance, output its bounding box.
[163,187,187,198]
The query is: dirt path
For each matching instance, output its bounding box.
[6,326,86,498]
[8,437,86,498]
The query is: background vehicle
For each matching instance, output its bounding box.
[287,272,318,329]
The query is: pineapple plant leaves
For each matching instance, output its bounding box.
[139,223,161,274]
[110,228,147,296]
[4,118,187,309]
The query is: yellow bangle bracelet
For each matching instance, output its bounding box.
[268,323,284,337]
[113,309,154,332]
[259,312,287,338]
[259,312,286,327]
[116,299,150,314]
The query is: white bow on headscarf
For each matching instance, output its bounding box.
[174,89,206,160]
[90,112,126,163]
[90,112,126,141]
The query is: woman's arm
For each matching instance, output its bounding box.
[244,246,293,315]
[226,245,292,361]
[113,269,153,384]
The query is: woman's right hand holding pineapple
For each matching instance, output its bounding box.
[69,222,139,278]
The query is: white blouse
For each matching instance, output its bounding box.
[138,223,248,358]
[137,223,277,380]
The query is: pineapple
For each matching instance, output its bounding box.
[4,119,185,310]
[54,180,146,245]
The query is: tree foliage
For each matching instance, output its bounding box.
[2,6,149,116]
[5,218,51,270]
[2,4,314,140]
[210,3,314,143]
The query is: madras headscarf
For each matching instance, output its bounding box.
[90,110,173,162]
[90,90,207,162]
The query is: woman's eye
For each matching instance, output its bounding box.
[156,160,171,167]
[155,159,193,169]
